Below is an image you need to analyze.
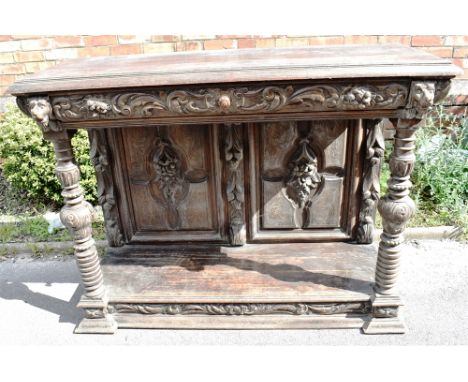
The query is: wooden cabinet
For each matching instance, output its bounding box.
[8,45,461,334]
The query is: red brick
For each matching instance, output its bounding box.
[238,39,256,49]
[143,43,175,54]
[216,35,255,39]
[343,35,378,44]
[453,58,468,67]
[255,39,275,48]
[181,35,216,41]
[419,47,453,58]
[110,44,142,55]
[14,51,44,62]
[24,61,57,73]
[1,63,26,74]
[204,39,236,50]
[308,36,344,45]
[83,35,117,46]
[453,47,468,58]
[11,35,40,40]
[0,35,12,42]
[377,35,411,45]
[444,36,468,46]
[151,35,179,42]
[275,37,309,48]
[411,35,444,46]
[45,48,79,60]
[0,53,15,64]
[77,46,111,58]
[0,75,16,87]
[21,38,54,51]
[175,41,203,51]
[53,36,84,48]
[118,35,151,44]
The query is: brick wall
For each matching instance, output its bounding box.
[1,35,468,111]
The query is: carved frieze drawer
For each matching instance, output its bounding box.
[46,82,411,122]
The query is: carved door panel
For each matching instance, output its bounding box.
[116,124,226,243]
[247,120,363,242]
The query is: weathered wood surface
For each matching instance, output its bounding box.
[103,242,375,303]
[8,45,461,95]
[9,45,461,334]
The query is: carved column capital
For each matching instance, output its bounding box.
[19,96,62,132]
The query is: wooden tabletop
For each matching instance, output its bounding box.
[8,44,462,95]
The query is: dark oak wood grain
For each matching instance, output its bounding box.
[10,46,461,334]
[8,45,461,95]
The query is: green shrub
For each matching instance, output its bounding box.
[0,104,97,207]
[411,106,468,232]
[379,106,467,235]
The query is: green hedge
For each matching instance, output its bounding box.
[0,104,97,207]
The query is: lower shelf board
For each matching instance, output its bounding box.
[99,242,377,329]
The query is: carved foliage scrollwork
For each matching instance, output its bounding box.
[373,306,398,318]
[223,124,246,246]
[356,120,385,244]
[49,83,409,122]
[109,302,370,316]
[89,129,123,247]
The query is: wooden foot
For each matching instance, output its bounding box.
[75,295,117,334]
[362,294,405,335]
[74,317,117,334]
[362,317,406,334]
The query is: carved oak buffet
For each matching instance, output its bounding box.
[8,45,461,334]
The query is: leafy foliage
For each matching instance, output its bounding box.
[379,106,468,236]
[0,104,97,207]
[411,106,468,233]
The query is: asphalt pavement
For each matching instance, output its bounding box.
[0,240,467,345]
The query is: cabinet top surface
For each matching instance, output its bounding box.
[8,44,462,95]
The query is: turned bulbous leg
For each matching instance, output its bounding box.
[363,118,420,335]
[47,130,117,334]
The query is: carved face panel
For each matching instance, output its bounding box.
[412,82,435,109]
[28,97,51,127]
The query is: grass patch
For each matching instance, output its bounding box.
[0,216,106,243]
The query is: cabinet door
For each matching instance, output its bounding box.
[116,124,227,243]
[247,120,363,242]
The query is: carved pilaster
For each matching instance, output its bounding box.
[363,118,420,334]
[356,119,385,244]
[44,129,116,334]
[89,129,123,247]
[223,123,246,246]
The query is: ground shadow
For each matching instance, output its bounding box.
[0,259,84,325]
[105,249,373,294]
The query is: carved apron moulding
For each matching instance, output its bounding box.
[46,82,411,122]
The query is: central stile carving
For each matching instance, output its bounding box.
[285,136,323,209]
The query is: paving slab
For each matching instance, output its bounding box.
[0,240,467,345]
